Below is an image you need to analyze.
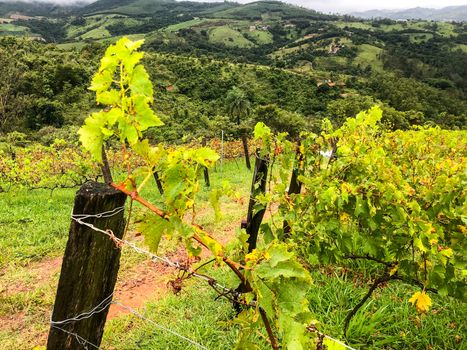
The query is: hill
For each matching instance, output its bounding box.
[0,0,465,134]
[0,0,87,17]
[351,5,467,21]
[78,0,237,16]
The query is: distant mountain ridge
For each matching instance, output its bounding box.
[0,0,88,17]
[350,6,467,21]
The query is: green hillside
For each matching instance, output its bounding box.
[0,0,465,128]
[210,0,326,20]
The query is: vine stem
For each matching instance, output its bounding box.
[111,183,246,275]
[343,272,392,337]
[260,308,279,350]
[111,182,279,349]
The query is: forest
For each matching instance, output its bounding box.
[0,1,466,350]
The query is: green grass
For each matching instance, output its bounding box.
[0,23,28,32]
[164,18,212,33]
[247,29,273,45]
[334,21,374,31]
[0,23,30,36]
[0,188,75,267]
[453,44,467,53]
[66,15,142,41]
[308,266,466,349]
[314,56,349,71]
[404,33,433,44]
[353,44,384,71]
[102,269,254,350]
[80,27,111,40]
[209,26,255,48]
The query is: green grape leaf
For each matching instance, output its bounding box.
[137,213,168,253]
[78,112,108,162]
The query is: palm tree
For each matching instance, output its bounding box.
[226,87,252,169]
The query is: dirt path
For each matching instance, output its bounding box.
[0,196,276,349]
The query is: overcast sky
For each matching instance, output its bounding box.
[7,0,467,13]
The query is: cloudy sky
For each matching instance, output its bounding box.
[7,0,467,13]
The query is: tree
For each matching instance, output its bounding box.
[253,104,306,138]
[0,43,27,132]
[226,87,252,169]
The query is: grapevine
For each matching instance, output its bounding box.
[78,38,317,349]
[254,107,466,335]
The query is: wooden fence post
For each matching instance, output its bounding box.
[245,150,269,252]
[241,133,251,170]
[235,150,269,310]
[153,170,164,195]
[202,138,211,187]
[283,143,303,237]
[47,181,127,350]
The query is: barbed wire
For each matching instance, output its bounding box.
[52,325,103,350]
[50,293,114,326]
[70,207,355,350]
[113,301,209,350]
[50,293,209,349]
[71,208,237,297]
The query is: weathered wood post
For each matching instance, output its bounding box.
[245,149,269,252]
[283,143,303,237]
[235,150,269,310]
[153,169,164,195]
[201,138,210,187]
[47,181,126,350]
[241,133,251,170]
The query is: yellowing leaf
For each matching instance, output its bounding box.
[440,248,453,258]
[409,291,432,313]
[389,263,399,276]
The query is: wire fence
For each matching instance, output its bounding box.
[51,294,209,350]
[49,205,356,350]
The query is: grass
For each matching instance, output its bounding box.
[0,23,28,32]
[247,29,273,45]
[0,188,75,267]
[308,266,466,349]
[66,15,141,41]
[164,18,212,33]
[80,27,111,40]
[404,33,433,44]
[1,156,466,349]
[353,44,384,72]
[208,26,255,48]
[314,56,349,71]
[334,22,374,31]
[453,44,467,53]
[102,269,247,350]
[0,23,30,36]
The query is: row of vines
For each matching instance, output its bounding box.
[0,137,261,191]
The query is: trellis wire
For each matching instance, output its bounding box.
[113,301,209,350]
[70,206,356,350]
[52,325,103,350]
[50,294,208,349]
[71,207,235,296]
[50,293,114,326]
